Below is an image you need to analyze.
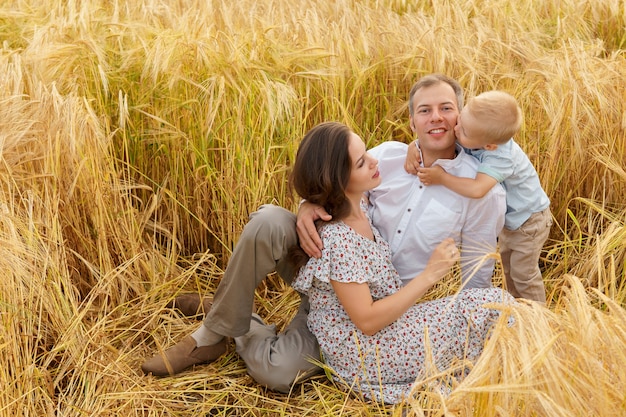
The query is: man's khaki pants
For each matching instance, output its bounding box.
[202,204,321,392]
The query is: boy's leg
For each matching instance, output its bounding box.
[500,208,552,304]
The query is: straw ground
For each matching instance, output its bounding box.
[0,0,625,415]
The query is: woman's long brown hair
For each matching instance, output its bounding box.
[287,122,353,272]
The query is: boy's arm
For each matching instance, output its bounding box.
[418,167,498,198]
[404,140,422,175]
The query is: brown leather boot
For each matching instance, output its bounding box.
[141,335,228,376]
[166,293,213,318]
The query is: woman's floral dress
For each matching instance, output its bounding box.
[292,219,514,404]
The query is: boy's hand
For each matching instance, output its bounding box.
[296,201,332,258]
[404,140,421,175]
[417,165,446,186]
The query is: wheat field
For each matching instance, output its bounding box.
[0,0,625,416]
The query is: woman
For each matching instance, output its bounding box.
[289,121,514,403]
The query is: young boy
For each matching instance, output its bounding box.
[416,90,552,304]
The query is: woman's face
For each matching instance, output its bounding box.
[345,132,380,195]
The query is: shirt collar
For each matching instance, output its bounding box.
[416,141,464,170]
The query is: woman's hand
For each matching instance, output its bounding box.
[296,201,332,258]
[423,237,460,281]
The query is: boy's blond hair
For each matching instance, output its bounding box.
[466,90,522,145]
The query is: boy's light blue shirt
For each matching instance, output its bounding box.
[467,139,550,231]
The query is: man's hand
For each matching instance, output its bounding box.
[417,165,446,186]
[296,201,332,258]
[404,140,422,175]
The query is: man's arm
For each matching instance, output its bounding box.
[418,168,498,199]
[296,201,331,258]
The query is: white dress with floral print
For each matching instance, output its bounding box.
[291,219,514,404]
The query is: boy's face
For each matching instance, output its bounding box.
[454,108,486,150]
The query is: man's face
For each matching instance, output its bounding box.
[409,82,459,156]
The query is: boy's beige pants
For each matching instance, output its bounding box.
[499,207,553,304]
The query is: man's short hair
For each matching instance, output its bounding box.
[408,74,464,115]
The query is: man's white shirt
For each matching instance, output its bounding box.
[367,141,506,288]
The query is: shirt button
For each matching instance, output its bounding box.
[407,208,411,212]
[397,230,401,234]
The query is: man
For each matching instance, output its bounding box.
[141,73,506,392]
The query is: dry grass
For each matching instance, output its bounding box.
[0,0,625,415]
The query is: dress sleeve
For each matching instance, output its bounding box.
[291,222,375,294]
